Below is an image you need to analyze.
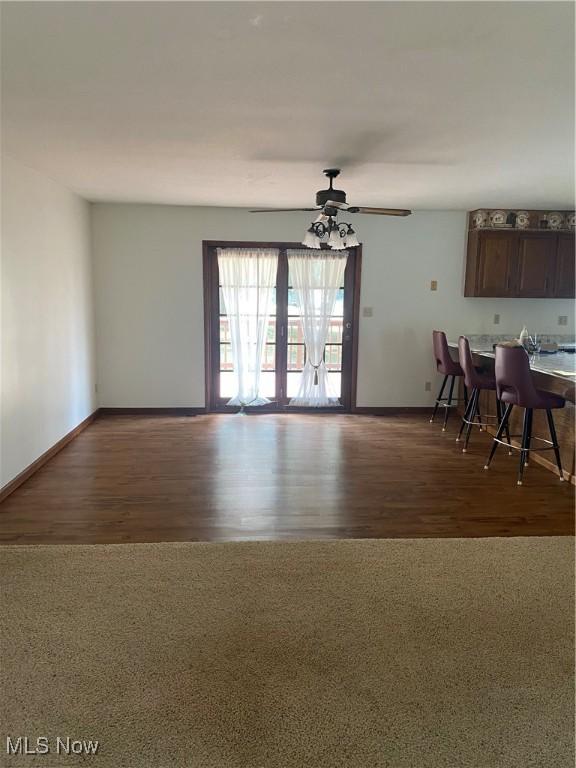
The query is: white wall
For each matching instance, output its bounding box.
[91,204,575,408]
[1,155,96,487]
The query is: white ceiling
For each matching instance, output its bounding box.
[2,1,574,209]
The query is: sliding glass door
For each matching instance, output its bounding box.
[204,241,361,411]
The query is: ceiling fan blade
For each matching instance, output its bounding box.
[325,200,411,216]
[351,207,412,216]
[249,207,320,213]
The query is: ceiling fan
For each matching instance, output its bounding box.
[250,168,412,250]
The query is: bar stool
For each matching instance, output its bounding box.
[430,330,467,431]
[456,336,511,453]
[484,344,566,485]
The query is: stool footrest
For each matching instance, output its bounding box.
[491,434,555,453]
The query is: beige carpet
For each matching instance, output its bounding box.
[1,538,574,768]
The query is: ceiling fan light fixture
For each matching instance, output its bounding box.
[328,227,345,249]
[302,226,321,249]
[344,225,360,248]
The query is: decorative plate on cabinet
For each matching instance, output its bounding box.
[515,211,530,229]
[547,212,564,230]
[472,210,487,228]
[489,210,507,227]
[567,213,575,230]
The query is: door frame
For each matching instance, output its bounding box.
[202,240,362,413]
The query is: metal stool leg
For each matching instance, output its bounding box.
[496,394,513,454]
[495,397,502,424]
[524,408,533,466]
[456,389,475,442]
[476,396,483,432]
[517,408,531,485]
[485,404,513,469]
[546,409,565,481]
[442,375,456,432]
[462,388,479,452]
[504,415,512,449]
[517,408,531,484]
[430,375,448,423]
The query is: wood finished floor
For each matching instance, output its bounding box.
[0,413,573,544]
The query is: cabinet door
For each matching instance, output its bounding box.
[554,233,575,298]
[475,232,516,297]
[516,233,557,298]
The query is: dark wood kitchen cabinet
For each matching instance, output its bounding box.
[516,233,557,297]
[555,233,576,298]
[464,228,574,298]
[466,230,516,297]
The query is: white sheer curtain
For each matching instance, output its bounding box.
[217,248,278,407]
[288,249,348,407]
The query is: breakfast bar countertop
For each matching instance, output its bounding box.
[447,343,576,380]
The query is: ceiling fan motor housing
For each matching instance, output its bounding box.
[316,187,346,207]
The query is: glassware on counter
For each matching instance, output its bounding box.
[528,335,541,355]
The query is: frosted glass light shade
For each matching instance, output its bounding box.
[345,229,360,247]
[328,228,343,249]
[302,228,321,249]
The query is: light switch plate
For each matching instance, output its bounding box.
[558,315,568,326]
[430,280,438,291]
[493,313,500,325]
[425,381,432,391]
[362,306,373,317]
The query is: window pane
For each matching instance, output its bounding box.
[268,290,276,313]
[219,317,231,343]
[286,371,342,401]
[262,344,276,371]
[326,319,343,343]
[288,288,299,314]
[287,318,304,343]
[221,317,275,344]
[287,371,301,398]
[324,345,342,370]
[221,344,275,372]
[220,287,277,314]
[220,371,276,399]
[219,343,234,371]
[287,344,306,371]
[219,371,235,398]
[328,372,342,397]
[333,288,344,317]
[259,371,276,398]
[266,318,276,343]
[289,286,343,317]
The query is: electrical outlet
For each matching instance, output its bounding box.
[362,306,373,318]
[558,315,568,326]
[493,313,500,325]
[425,381,432,391]
[430,280,438,291]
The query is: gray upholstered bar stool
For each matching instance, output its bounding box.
[484,344,566,485]
[430,330,467,431]
[456,335,511,453]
